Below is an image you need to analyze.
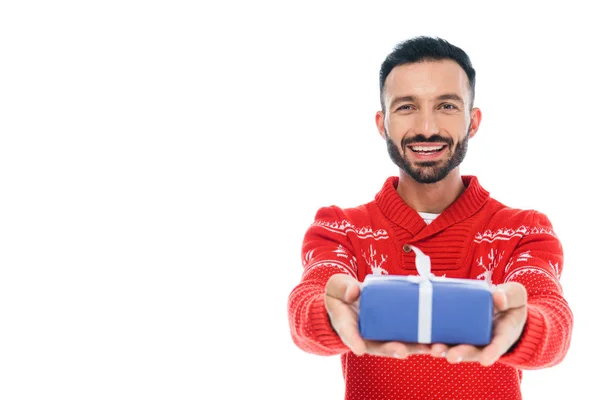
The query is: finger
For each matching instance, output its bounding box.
[365,340,407,358]
[325,297,367,355]
[325,273,361,302]
[344,282,361,304]
[337,320,368,356]
[494,282,527,312]
[492,289,507,313]
[480,307,527,366]
[405,343,432,355]
[430,343,449,357]
[479,328,516,367]
[445,344,481,363]
[364,341,431,359]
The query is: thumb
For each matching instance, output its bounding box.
[344,282,361,303]
[494,282,527,311]
[325,274,361,302]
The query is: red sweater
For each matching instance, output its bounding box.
[288,175,573,400]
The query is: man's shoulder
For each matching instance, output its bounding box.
[481,197,556,234]
[311,176,394,223]
[466,175,549,223]
[308,200,390,243]
[311,199,379,225]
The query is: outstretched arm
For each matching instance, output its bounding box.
[495,211,573,369]
[432,211,573,368]
[287,206,358,356]
[288,206,430,358]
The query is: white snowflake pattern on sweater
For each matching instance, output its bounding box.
[474,225,556,243]
[312,219,389,240]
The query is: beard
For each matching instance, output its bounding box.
[385,126,470,184]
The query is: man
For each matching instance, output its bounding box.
[287,36,573,399]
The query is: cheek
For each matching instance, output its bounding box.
[442,115,469,130]
[388,116,411,130]
[386,120,411,140]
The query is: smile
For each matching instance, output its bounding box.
[407,144,448,159]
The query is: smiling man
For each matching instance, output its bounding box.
[287,36,573,399]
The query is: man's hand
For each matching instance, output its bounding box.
[325,273,430,358]
[430,282,528,366]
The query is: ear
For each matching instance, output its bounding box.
[375,110,386,139]
[468,108,482,139]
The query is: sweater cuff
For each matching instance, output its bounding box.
[309,293,349,352]
[499,305,545,365]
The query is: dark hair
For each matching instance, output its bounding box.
[379,36,476,111]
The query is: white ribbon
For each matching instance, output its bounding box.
[408,245,435,343]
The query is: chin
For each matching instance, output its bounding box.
[411,167,452,184]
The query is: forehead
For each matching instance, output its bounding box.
[384,59,470,100]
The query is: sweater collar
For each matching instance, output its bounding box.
[375,175,490,237]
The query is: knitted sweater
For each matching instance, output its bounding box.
[287,175,573,400]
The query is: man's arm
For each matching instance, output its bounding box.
[497,210,573,369]
[436,210,573,367]
[287,206,357,356]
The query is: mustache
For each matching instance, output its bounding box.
[402,135,453,148]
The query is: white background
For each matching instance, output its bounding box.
[0,1,597,399]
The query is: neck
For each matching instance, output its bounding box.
[395,169,466,214]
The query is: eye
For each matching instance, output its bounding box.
[440,103,458,110]
[396,104,414,112]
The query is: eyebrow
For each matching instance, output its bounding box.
[389,93,465,109]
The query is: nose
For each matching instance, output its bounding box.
[414,109,439,136]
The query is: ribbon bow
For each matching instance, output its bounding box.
[407,245,436,343]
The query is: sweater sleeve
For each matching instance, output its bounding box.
[498,211,573,369]
[287,206,358,356]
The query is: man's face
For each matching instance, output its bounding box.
[376,60,481,184]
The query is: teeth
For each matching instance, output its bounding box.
[410,145,444,152]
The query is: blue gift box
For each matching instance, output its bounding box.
[358,247,493,346]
